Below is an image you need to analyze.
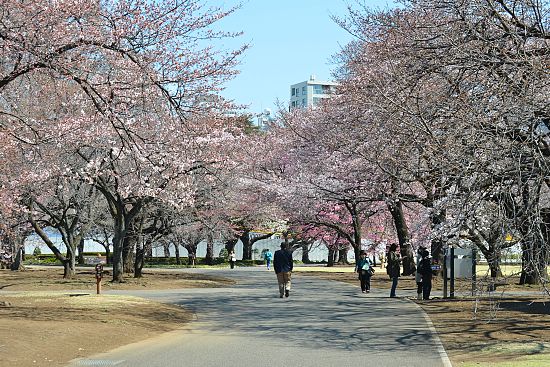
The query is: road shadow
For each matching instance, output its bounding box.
[167,272,438,354]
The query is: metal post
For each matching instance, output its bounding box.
[450,246,455,299]
[471,248,477,296]
[443,248,448,299]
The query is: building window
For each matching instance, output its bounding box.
[291,101,296,107]
[313,97,321,106]
[302,98,306,106]
[313,85,323,94]
[291,88,295,96]
[302,86,306,95]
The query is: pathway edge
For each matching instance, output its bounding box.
[407,299,453,367]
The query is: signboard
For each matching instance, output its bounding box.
[84,256,106,265]
[445,248,473,278]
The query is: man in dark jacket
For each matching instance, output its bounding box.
[418,250,433,300]
[274,242,293,298]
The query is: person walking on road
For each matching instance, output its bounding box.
[264,249,273,270]
[273,242,293,298]
[356,250,374,293]
[415,247,425,300]
[418,249,433,300]
[386,243,402,298]
[229,250,237,269]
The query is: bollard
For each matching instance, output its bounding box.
[95,264,103,295]
[471,248,477,296]
[450,246,455,299]
[443,250,448,299]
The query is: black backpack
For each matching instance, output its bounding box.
[419,258,432,276]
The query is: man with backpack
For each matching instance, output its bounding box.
[418,249,434,300]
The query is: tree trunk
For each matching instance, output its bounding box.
[519,239,546,285]
[65,245,76,279]
[111,223,125,282]
[123,235,135,274]
[301,242,311,263]
[225,238,238,253]
[163,243,170,258]
[77,238,85,265]
[327,247,336,267]
[241,231,252,260]
[205,233,214,265]
[430,209,446,262]
[175,243,181,265]
[351,208,362,264]
[62,259,74,278]
[103,244,111,265]
[10,247,24,271]
[388,200,416,275]
[337,247,349,265]
[134,239,148,278]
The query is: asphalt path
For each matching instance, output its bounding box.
[69,267,452,367]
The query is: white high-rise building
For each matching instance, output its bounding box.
[290,75,338,109]
[256,108,274,130]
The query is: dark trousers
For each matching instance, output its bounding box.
[390,277,399,297]
[416,282,422,295]
[230,261,235,269]
[422,278,432,300]
[359,270,371,291]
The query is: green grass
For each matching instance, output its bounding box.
[293,264,547,277]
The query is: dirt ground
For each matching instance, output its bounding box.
[301,270,550,367]
[0,266,234,291]
[0,268,232,367]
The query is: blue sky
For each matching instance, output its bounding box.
[214,0,394,116]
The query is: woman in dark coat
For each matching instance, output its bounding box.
[386,244,402,298]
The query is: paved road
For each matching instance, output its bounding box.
[69,268,452,367]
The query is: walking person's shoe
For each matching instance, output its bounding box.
[285,289,289,298]
[366,290,370,293]
[280,294,284,298]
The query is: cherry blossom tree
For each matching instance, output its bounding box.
[335,0,550,283]
[1,0,248,281]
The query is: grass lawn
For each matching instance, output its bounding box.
[0,267,232,366]
[294,263,540,277]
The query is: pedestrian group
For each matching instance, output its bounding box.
[229,241,435,300]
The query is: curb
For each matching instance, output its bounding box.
[407,299,453,367]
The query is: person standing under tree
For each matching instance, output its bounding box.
[264,249,273,270]
[356,250,374,293]
[273,242,293,298]
[229,250,237,269]
[418,249,433,300]
[386,243,402,298]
